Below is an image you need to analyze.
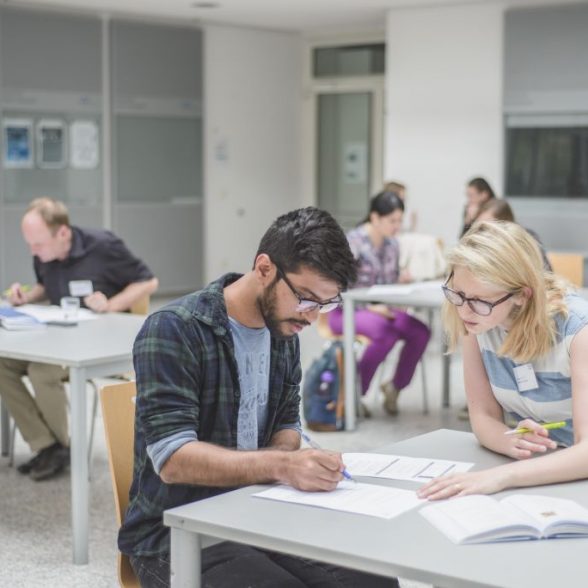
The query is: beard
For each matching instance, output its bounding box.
[257,280,310,340]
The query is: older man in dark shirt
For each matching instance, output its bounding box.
[0,197,158,480]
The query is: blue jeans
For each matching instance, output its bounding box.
[130,541,399,588]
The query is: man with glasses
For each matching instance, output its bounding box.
[120,207,398,587]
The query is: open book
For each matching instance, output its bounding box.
[420,494,588,544]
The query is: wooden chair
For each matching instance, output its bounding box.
[546,252,584,287]
[87,294,151,465]
[100,381,140,588]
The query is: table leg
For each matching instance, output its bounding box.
[442,341,450,408]
[1,400,9,456]
[343,297,356,431]
[69,367,89,565]
[171,527,201,587]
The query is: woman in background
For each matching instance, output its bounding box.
[460,177,496,237]
[476,198,552,270]
[328,191,431,415]
[384,180,417,232]
[419,221,588,499]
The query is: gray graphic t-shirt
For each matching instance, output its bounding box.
[228,317,271,450]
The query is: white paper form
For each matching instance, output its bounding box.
[254,482,423,520]
[343,453,474,482]
[18,305,98,323]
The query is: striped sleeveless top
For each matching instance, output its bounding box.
[477,293,588,447]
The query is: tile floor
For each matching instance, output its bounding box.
[0,304,470,587]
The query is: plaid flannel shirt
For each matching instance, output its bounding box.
[118,273,302,557]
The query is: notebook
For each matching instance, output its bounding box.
[420,494,588,544]
[0,306,45,330]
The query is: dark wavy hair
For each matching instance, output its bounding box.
[255,207,357,291]
[361,191,405,224]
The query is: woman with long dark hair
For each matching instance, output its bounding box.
[328,191,431,415]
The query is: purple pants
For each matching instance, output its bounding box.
[329,307,431,395]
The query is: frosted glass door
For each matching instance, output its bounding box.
[317,92,372,230]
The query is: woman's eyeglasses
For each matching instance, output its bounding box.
[275,265,342,314]
[442,273,515,317]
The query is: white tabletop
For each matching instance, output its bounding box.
[165,429,588,588]
[342,281,445,307]
[0,311,146,565]
[0,312,145,368]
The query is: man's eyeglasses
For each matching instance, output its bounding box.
[441,273,515,317]
[275,265,342,314]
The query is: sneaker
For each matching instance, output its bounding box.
[29,443,70,481]
[381,382,400,416]
[16,452,44,475]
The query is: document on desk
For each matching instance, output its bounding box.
[18,305,97,323]
[342,453,474,482]
[254,482,423,520]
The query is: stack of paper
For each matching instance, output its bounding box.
[0,307,45,330]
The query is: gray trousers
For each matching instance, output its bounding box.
[0,358,69,452]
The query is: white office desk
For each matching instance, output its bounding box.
[165,429,588,588]
[0,313,145,565]
[342,282,447,430]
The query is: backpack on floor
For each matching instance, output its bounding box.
[302,341,345,431]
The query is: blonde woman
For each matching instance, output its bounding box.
[418,221,588,500]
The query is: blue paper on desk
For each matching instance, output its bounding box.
[0,307,46,330]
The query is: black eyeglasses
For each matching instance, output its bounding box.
[442,273,515,317]
[275,265,342,314]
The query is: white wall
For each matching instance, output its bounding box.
[385,4,504,248]
[203,24,302,282]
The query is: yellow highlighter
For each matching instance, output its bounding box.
[504,421,566,436]
[2,284,31,298]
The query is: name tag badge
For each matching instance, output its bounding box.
[513,364,539,392]
[69,280,94,297]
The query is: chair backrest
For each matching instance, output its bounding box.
[130,295,150,316]
[547,252,584,287]
[100,381,140,588]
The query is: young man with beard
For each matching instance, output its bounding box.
[120,208,398,587]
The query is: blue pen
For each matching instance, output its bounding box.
[300,432,356,483]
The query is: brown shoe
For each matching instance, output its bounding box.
[381,382,400,415]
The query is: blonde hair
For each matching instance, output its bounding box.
[26,197,70,234]
[443,221,569,363]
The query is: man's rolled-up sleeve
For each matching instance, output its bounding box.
[133,311,202,446]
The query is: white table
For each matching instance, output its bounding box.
[0,313,145,564]
[165,429,588,588]
[342,282,447,430]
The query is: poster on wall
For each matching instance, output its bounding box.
[2,118,33,168]
[70,120,99,169]
[343,142,368,184]
[37,119,66,169]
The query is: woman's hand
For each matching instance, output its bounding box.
[417,468,511,501]
[503,419,557,460]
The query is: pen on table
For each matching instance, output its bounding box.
[504,421,566,435]
[300,432,356,483]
